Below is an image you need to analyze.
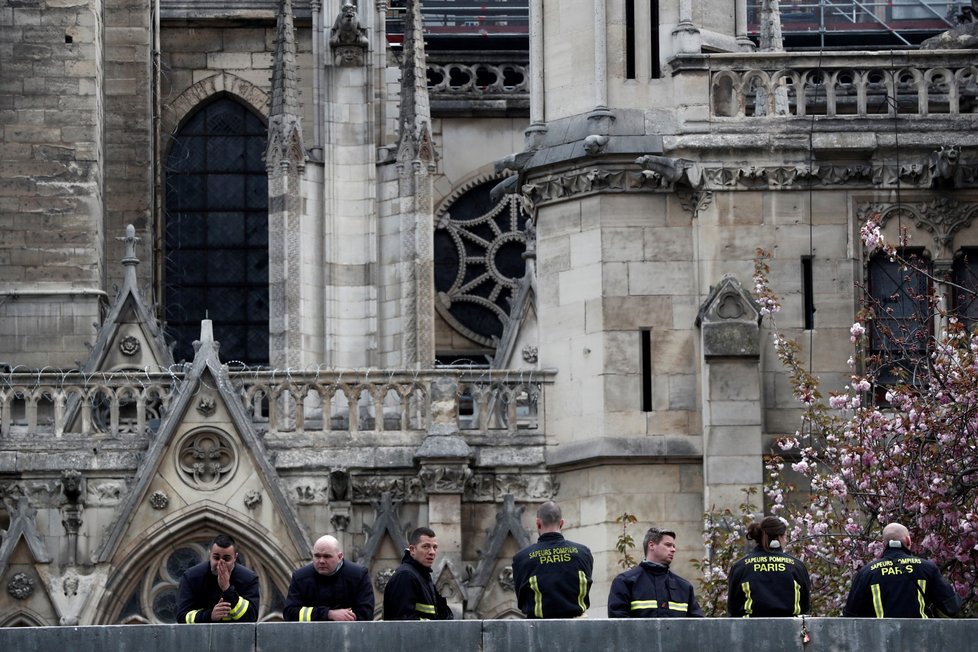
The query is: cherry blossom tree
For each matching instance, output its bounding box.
[740,220,978,616]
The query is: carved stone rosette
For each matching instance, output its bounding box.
[7,572,34,600]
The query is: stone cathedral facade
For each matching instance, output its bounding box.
[1,0,977,625]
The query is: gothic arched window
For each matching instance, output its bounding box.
[164,97,269,365]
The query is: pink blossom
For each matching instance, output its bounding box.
[850,322,866,342]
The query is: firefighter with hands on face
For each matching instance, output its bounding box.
[177,533,260,623]
[383,527,453,620]
[512,500,594,619]
[284,534,375,622]
[608,526,703,618]
[727,516,811,617]
[844,522,961,618]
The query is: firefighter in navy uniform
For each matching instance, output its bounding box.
[383,527,453,620]
[608,526,703,618]
[512,501,593,618]
[284,534,375,621]
[844,522,961,618]
[727,516,811,617]
[177,533,260,623]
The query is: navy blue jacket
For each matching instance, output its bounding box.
[382,551,453,620]
[844,544,961,618]
[284,560,375,621]
[512,532,593,619]
[608,561,703,618]
[727,546,811,617]
[176,559,260,623]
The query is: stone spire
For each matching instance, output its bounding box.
[395,0,435,166]
[266,0,306,171]
[393,0,436,366]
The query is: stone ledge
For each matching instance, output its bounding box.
[546,435,703,469]
[0,619,974,651]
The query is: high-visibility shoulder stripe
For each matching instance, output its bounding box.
[415,602,436,615]
[227,596,249,620]
[529,575,543,618]
[184,609,202,624]
[870,583,884,618]
[667,602,688,612]
[742,581,753,617]
[577,571,588,613]
[630,600,657,610]
[793,580,801,616]
[917,580,928,619]
[299,606,314,622]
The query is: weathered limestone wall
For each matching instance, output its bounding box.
[103,0,153,294]
[555,464,703,618]
[0,0,108,367]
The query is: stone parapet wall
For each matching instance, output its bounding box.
[0,619,974,650]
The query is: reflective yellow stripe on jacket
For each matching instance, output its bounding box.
[630,600,657,610]
[184,609,202,623]
[416,602,436,619]
[667,602,688,612]
[225,596,250,621]
[742,581,753,617]
[529,576,543,618]
[917,580,928,618]
[793,580,802,616]
[577,571,588,613]
[871,584,884,618]
[299,606,314,622]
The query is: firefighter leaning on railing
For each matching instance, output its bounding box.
[177,533,260,623]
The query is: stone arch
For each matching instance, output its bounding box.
[161,72,269,142]
[0,608,48,627]
[95,500,296,624]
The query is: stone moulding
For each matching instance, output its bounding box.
[519,158,978,210]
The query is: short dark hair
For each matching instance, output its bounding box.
[536,501,562,527]
[409,526,436,545]
[643,526,676,552]
[211,533,236,550]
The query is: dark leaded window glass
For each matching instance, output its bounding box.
[953,249,978,333]
[434,179,528,346]
[868,250,931,386]
[165,98,269,365]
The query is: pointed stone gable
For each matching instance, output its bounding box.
[464,494,531,610]
[0,495,52,577]
[355,491,408,566]
[696,274,762,358]
[82,224,174,373]
[95,321,310,565]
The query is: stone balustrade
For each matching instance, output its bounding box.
[0,369,551,439]
[673,51,978,119]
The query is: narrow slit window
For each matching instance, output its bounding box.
[641,329,653,412]
[802,256,815,330]
[625,0,636,80]
[649,1,660,79]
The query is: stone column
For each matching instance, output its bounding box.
[415,376,472,614]
[61,469,85,566]
[696,275,764,513]
[672,0,702,54]
[524,0,547,149]
[587,0,614,133]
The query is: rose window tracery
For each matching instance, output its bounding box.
[434,178,529,346]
